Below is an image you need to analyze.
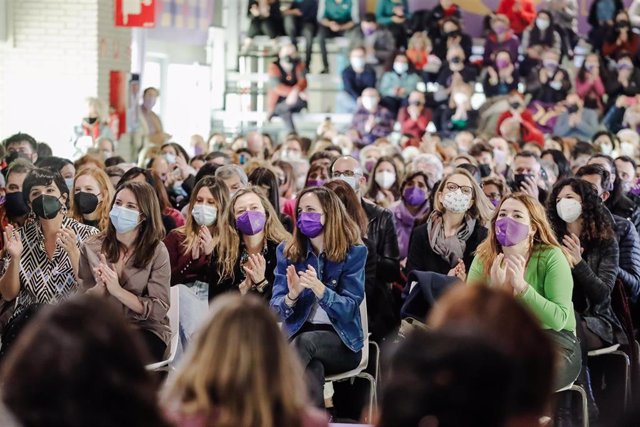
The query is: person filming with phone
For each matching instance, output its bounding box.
[510,151,549,205]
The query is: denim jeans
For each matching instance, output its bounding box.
[173,281,209,365]
[292,324,362,408]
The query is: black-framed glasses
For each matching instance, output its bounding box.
[332,170,362,178]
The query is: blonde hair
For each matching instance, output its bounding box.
[178,176,229,256]
[408,31,431,51]
[285,187,363,263]
[433,168,494,224]
[86,97,108,123]
[70,166,114,231]
[216,187,290,281]
[474,193,571,277]
[162,294,309,427]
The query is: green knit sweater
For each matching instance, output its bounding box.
[467,245,576,332]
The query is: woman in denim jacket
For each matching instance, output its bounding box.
[271,186,367,407]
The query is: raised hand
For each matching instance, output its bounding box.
[299,265,325,298]
[505,254,528,295]
[286,265,303,299]
[3,225,23,259]
[243,253,266,285]
[490,253,508,286]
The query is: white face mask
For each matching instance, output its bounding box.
[556,198,582,223]
[336,176,358,191]
[601,143,613,155]
[375,171,396,190]
[362,96,378,111]
[536,18,550,31]
[620,141,636,157]
[164,153,177,165]
[351,57,366,70]
[192,204,217,226]
[549,80,563,90]
[282,149,301,161]
[442,190,471,213]
[453,92,469,105]
[393,62,409,74]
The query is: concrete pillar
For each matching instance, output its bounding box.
[0,0,131,159]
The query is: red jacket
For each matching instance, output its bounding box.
[398,107,432,140]
[497,0,536,34]
[496,110,545,147]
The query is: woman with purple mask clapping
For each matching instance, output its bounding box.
[208,188,290,302]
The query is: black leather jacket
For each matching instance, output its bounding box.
[361,199,401,341]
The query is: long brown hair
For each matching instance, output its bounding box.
[323,179,368,238]
[177,177,229,256]
[70,166,115,231]
[284,186,362,263]
[216,187,290,280]
[102,182,166,268]
[162,294,309,427]
[474,192,570,277]
[365,156,401,204]
[432,168,494,224]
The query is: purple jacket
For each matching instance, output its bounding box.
[390,200,430,260]
[483,32,520,65]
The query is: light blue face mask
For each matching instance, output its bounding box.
[65,178,74,192]
[164,153,177,165]
[192,204,217,226]
[109,205,140,233]
[335,175,357,191]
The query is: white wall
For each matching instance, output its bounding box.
[0,0,131,159]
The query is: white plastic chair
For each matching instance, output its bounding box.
[554,382,589,427]
[587,344,631,410]
[146,286,180,372]
[325,299,377,423]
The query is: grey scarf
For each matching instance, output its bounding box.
[427,210,476,267]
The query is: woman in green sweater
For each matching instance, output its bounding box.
[467,193,581,389]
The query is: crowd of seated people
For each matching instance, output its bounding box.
[5,0,640,426]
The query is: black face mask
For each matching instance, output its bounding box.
[5,192,29,218]
[509,101,522,110]
[4,151,31,166]
[567,104,579,114]
[479,164,492,178]
[445,30,461,38]
[450,56,463,65]
[32,194,63,220]
[86,117,98,125]
[512,173,534,191]
[74,192,99,215]
[616,21,630,29]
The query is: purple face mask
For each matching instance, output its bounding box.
[297,212,324,238]
[306,179,326,188]
[490,198,501,208]
[495,217,530,247]
[364,159,377,174]
[496,58,510,69]
[236,211,266,235]
[403,187,427,206]
[630,178,640,197]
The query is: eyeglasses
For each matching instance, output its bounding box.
[485,192,501,200]
[332,170,362,178]
[445,182,473,195]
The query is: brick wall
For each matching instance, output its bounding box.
[0,0,130,158]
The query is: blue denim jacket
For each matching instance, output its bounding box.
[270,242,367,352]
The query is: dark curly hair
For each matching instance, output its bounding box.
[547,178,615,244]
